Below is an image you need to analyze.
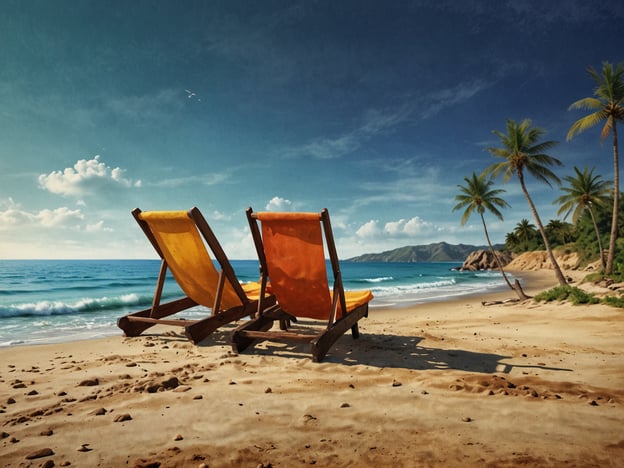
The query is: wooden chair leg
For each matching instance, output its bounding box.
[311,304,368,362]
[117,312,156,337]
[231,315,275,353]
[117,297,197,337]
[185,302,256,344]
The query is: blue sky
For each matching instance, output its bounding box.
[1,0,623,259]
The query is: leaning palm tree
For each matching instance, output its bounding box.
[485,118,568,286]
[567,61,624,274]
[453,171,529,300]
[554,166,612,270]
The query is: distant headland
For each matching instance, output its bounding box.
[345,241,504,263]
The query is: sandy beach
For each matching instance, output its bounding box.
[1,269,623,467]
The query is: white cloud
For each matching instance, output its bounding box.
[290,135,359,160]
[0,198,35,226]
[209,210,231,221]
[282,106,410,160]
[0,208,34,226]
[356,216,442,240]
[151,173,229,188]
[219,228,258,260]
[37,207,84,227]
[0,201,88,230]
[355,220,382,238]
[385,217,442,237]
[85,220,113,233]
[38,155,141,196]
[281,79,490,161]
[419,79,492,120]
[265,196,292,211]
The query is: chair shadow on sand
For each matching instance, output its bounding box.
[327,332,573,374]
[138,323,572,375]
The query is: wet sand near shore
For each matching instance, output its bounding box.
[1,270,623,467]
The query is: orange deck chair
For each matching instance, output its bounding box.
[117,207,274,344]
[231,208,373,362]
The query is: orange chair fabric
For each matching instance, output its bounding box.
[256,212,373,320]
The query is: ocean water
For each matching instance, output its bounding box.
[0,260,512,347]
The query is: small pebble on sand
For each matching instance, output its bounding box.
[25,448,54,459]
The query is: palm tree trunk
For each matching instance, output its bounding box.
[480,214,529,300]
[606,121,619,274]
[518,170,568,286]
[588,207,606,271]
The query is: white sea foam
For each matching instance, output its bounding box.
[368,276,508,308]
[0,294,151,318]
[363,276,394,283]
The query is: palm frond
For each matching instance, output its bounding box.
[530,153,563,168]
[529,140,560,155]
[568,62,624,141]
[553,166,612,225]
[525,163,561,187]
[568,97,603,111]
[453,171,508,226]
[460,205,475,226]
[566,111,607,140]
[487,118,560,188]
[600,117,613,141]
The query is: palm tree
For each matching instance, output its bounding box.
[554,166,611,270]
[453,171,529,300]
[545,219,575,246]
[513,219,538,246]
[505,231,520,251]
[485,118,567,286]
[567,61,624,274]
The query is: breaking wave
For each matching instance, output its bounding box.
[0,293,153,318]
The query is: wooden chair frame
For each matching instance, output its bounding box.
[231,207,370,362]
[117,207,274,344]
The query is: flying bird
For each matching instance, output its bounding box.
[185,89,196,99]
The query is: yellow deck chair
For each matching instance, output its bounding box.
[117,207,274,344]
[232,208,373,362]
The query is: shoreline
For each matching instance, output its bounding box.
[2,268,622,466]
[0,268,556,349]
[1,259,516,349]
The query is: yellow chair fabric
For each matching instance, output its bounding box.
[138,211,242,311]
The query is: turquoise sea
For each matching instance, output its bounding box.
[0,260,513,347]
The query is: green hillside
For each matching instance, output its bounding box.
[346,242,500,262]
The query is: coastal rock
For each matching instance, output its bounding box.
[506,250,581,271]
[459,250,512,271]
